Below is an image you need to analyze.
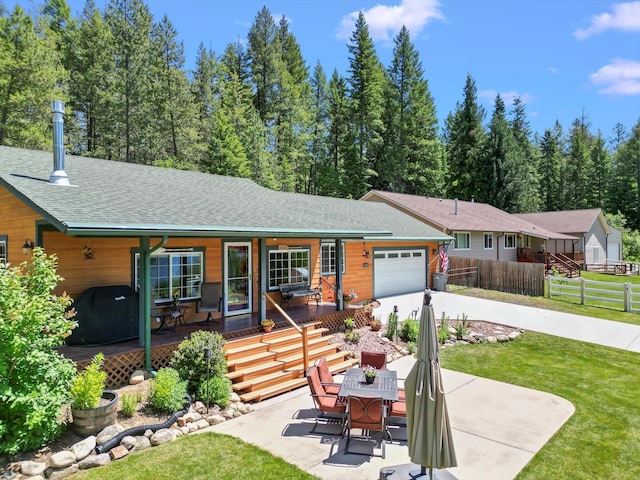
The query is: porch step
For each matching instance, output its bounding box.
[224,323,357,402]
[269,334,335,356]
[238,353,360,402]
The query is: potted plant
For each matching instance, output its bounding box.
[342,293,352,306]
[261,318,275,333]
[370,317,382,332]
[363,365,377,384]
[70,353,118,436]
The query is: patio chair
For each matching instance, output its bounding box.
[313,357,342,395]
[198,281,223,325]
[360,351,387,370]
[150,293,173,333]
[345,395,390,458]
[306,366,346,434]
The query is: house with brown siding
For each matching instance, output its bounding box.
[0,142,451,371]
[361,190,577,272]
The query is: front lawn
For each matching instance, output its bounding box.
[440,332,640,480]
[71,431,319,480]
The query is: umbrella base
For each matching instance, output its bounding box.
[379,463,442,480]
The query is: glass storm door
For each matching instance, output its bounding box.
[224,242,252,316]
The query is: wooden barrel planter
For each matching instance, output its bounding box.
[71,390,119,436]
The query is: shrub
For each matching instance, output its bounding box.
[170,330,226,394]
[148,368,188,414]
[399,318,419,343]
[70,353,107,409]
[406,341,416,354]
[437,313,450,345]
[120,393,141,418]
[385,311,398,341]
[454,321,467,339]
[369,317,382,331]
[0,248,77,454]
[345,329,361,343]
[197,376,232,408]
[344,317,354,330]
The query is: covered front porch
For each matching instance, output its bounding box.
[60,301,368,391]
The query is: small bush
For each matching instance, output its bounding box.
[170,330,226,394]
[197,376,232,408]
[437,313,450,345]
[370,317,382,331]
[399,318,419,343]
[385,312,398,341]
[148,368,188,413]
[345,329,361,343]
[120,393,141,418]
[406,341,416,354]
[71,353,107,410]
[454,322,467,339]
[344,317,354,330]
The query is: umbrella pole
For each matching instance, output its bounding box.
[429,467,433,479]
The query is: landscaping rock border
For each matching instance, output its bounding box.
[12,394,253,480]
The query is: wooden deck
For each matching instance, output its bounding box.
[58,302,365,391]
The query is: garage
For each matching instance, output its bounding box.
[373,249,427,297]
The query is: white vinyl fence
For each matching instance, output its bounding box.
[546,276,640,313]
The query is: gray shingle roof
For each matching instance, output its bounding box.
[362,190,576,240]
[0,146,450,241]
[514,209,607,235]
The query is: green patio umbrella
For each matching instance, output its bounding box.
[405,291,457,479]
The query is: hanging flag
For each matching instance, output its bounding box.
[440,247,449,273]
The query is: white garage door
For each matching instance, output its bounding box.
[374,249,426,297]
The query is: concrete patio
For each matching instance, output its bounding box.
[204,353,575,480]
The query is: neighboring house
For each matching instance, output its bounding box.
[361,191,577,265]
[1,134,450,366]
[514,209,620,268]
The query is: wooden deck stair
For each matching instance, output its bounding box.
[224,323,358,402]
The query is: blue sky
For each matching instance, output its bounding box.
[10,0,640,141]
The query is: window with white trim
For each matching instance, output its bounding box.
[321,242,345,275]
[483,233,493,250]
[135,251,203,302]
[269,248,310,289]
[0,236,7,264]
[453,232,470,250]
[504,234,516,249]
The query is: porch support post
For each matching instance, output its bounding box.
[335,238,343,311]
[138,235,168,373]
[259,238,267,321]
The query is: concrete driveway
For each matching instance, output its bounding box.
[205,353,574,480]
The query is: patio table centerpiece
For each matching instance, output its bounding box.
[363,365,377,384]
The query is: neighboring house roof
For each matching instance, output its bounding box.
[514,209,611,236]
[361,190,576,241]
[0,146,451,241]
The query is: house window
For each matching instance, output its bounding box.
[321,242,345,275]
[483,233,493,250]
[0,236,7,264]
[504,234,516,249]
[269,248,310,289]
[135,251,203,302]
[453,232,470,250]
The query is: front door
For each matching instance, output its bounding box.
[224,242,252,316]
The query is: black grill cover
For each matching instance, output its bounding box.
[67,285,139,346]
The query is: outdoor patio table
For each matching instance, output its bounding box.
[339,367,398,402]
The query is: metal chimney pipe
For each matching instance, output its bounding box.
[454,198,458,215]
[49,100,71,186]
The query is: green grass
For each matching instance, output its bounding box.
[71,432,319,480]
[440,332,640,480]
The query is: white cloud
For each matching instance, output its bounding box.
[336,0,445,41]
[573,1,640,39]
[589,58,640,95]
[478,90,536,106]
